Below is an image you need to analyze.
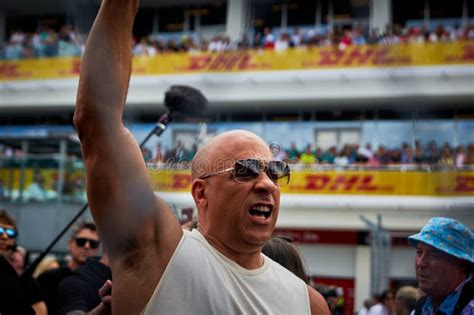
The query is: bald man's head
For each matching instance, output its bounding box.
[191,130,270,180]
[190,130,281,252]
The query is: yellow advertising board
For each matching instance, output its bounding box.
[1,41,473,81]
[148,169,474,196]
[0,168,83,191]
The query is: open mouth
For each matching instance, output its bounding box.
[249,205,272,219]
[417,274,430,280]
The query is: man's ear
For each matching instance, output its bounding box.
[191,179,207,209]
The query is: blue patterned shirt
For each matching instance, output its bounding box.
[419,275,473,315]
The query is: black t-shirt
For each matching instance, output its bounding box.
[20,273,45,306]
[37,265,73,314]
[56,257,112,314]
[0,256,35,315]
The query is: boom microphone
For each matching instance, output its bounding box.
[164,85,208,113]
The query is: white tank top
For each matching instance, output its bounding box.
[142,229,310,315]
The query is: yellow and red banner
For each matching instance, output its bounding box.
[1,41,473,81]
[0,168,83,191]
[1,168,473,196]
[147,169,474,196]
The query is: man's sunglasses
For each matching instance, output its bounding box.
[199,159,290,186]
[0,226,18,238]
[0,226,17,239]
[74,237,100,249]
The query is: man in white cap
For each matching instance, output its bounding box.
[408,217,473,315]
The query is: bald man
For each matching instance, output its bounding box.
[74,1,330,314]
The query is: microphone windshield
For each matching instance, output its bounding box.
[164,85,208,113]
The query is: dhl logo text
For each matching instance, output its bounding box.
[303,174,393,192]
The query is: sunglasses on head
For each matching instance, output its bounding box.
[74,237,100,249]
[199,158,290,186]
[0,226,17,239]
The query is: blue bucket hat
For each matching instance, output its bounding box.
[408,217,474,265]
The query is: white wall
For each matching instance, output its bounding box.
[298,244,356,278]
[390,247,416,278]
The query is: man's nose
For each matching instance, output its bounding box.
[416,254,427,267]
[254,171,277,193]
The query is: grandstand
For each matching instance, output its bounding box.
[0,0,473,314]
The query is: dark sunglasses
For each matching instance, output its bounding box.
[199,158,290,186]
[74,237,100,249]
[0,226,17,239]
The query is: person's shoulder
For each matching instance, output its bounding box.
[183,229,210,249]
[368,303,385,315]
[0,255,17,277]
[462,300,474,311]
[70,258,110,283]
[457,281,474,315]
[0,256,36,315]
[39,265,71,277]
[37,266,72,284]
[58,271,88,290]
[264,255,307,287]
[308,285,331,315]
[75,257,101,274]
[45,265,71,275]
[0,255,22,291]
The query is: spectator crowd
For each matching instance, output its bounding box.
[2,22,474,60]
[143,140,474,168]
[2,25,84,60]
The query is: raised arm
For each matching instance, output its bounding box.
[73,1,182,313]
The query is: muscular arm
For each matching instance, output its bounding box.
[73,1,182,313]
[308,285,331,315]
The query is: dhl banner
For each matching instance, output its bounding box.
[147,169,474,196]
[0,168,83,191]
[1,168,473,196]
[1,41,473,81]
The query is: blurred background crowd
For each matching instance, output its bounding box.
[3,22,474,60]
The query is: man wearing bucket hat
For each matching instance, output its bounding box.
[408,217,473,315]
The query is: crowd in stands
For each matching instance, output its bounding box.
[1,139,472,169]
[144,140,474,168]
[2,25,84,60]
[2,22,474,60]
[219,23,474,54]
[1,138,470,203]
